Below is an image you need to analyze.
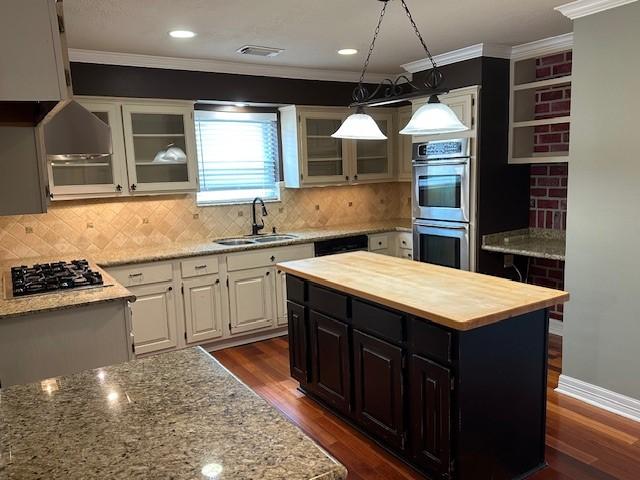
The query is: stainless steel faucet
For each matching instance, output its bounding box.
[251,197,268,236]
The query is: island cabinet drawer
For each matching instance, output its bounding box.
[369,234,389,251]
[308,284,348,322]
[397,232,412,249]
[408,318,453,365]
[286,275,306,304]
[108,262,173,287]
[180,256,219,278]
[227,244,313,272]
[352,299,404,344]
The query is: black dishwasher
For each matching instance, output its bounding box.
[314,235,369,256]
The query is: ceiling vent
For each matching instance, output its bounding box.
[236,45,284,57]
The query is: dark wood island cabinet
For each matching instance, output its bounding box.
[278,252,569,480]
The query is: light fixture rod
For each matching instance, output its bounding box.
[399,0,438,71]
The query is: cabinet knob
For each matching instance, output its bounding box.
[354,174,358,180]
[116,184,123,192]
[266,271,270,276]
[378,241,382,246]
[130,184,137,191]
[345,175,350,181]
[167,286,173,292]
[270,255,276,262]
[215,279,220,284]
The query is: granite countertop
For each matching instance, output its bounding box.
[0,261,134,319]
[0,347,347,480]
[93,219,412,267]
[0,220,410,320]
[481,228,566,261]
[278,251,569,331]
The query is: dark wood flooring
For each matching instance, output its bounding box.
[212,335,640,479]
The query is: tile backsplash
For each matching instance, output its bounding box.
[0,183,410,261]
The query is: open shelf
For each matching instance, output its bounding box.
[513,116,571,129]
[510,153,569,165]
[51,162,111,168]
[513,76,572,92]
[307,157,342,162]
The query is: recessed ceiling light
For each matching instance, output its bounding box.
[338,48,358,55]
[169,30,196,39]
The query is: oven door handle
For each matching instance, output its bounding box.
[413,159,469,166]
[416,223,468,230]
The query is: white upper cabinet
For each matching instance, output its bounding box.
[410,89,477,144]
[0,0,71,101]
[49,98,198,200]
[122,103,198,193]
[280,105,395,188]
[353,111,394,182]
[48,100,128,199]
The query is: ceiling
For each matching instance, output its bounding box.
[64,0,573,75]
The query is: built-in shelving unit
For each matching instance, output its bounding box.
[509,51,573,164]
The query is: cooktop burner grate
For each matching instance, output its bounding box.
[10,259,104,297]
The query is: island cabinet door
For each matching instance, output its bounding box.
[309,310,351,414]
[287,301,309,384]
[409,354,452,478]
[353,330,405,450]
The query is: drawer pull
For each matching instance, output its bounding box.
[167,286,173,292]
[194,265,208,269]
[128,273,143,278]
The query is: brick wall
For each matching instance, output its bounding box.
[527,51,572,323]
[529,258,565,322]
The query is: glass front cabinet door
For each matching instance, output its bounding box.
[300,111,349,185]
[122,103,198,193]
[353,111,394,182]
[48,100,128,198]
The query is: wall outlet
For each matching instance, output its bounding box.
[503,254,515,268]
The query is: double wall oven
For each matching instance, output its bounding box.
[412,138,475,270]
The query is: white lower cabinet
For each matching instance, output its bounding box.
[128,282,178,355]
[182,274,224,344]
[227,266,276,335]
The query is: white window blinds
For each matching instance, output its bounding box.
[194,110,280,205]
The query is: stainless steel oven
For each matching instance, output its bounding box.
[413,219,470,270]
[412,139,470,223]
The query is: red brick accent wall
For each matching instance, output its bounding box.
[527,51,572,323]
[534,51,572,155]
[529,258,565,321]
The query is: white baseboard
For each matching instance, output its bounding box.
[549,318,564,337]
[556,374,640,423]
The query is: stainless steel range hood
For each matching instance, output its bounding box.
[40,99,112,160]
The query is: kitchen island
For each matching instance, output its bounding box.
[0,347,347,480]
[278,251,569,480]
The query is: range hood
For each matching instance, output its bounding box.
[40,99,112,160]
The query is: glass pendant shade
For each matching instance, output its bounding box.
[331,111,387,140]
[399,97,468,136]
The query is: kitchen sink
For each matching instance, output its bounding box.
[214,234,297,246]
[252,234,297,243]
[216,238,257,246]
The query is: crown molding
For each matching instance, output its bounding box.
[510,32,574,60]
[68,49,397,84]
[555,0,638,19]
[401,43,511,73]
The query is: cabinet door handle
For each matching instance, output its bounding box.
[266,271,270,276]
[130,184,137,191]
[345,175,350,181]
[354,174,358,180]
[194,265,207,269]
[128,273,143,278]
[116,184,123,192]
[167,286,173,292]
[378,241,383,246]
[270,255,276,262]
[277,270,282,274]
[215,279,220,284]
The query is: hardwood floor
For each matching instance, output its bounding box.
[212,335,640,479]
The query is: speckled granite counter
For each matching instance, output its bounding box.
[482,228,566,261]
[0,260,134,319]
[0,347,347,480]
[93,219,411,267]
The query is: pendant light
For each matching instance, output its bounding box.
[332,0,468,139]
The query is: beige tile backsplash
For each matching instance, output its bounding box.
[0,183,411,261]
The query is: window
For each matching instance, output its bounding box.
[194,110,280,205]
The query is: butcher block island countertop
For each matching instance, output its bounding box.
[277,251,569,331]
